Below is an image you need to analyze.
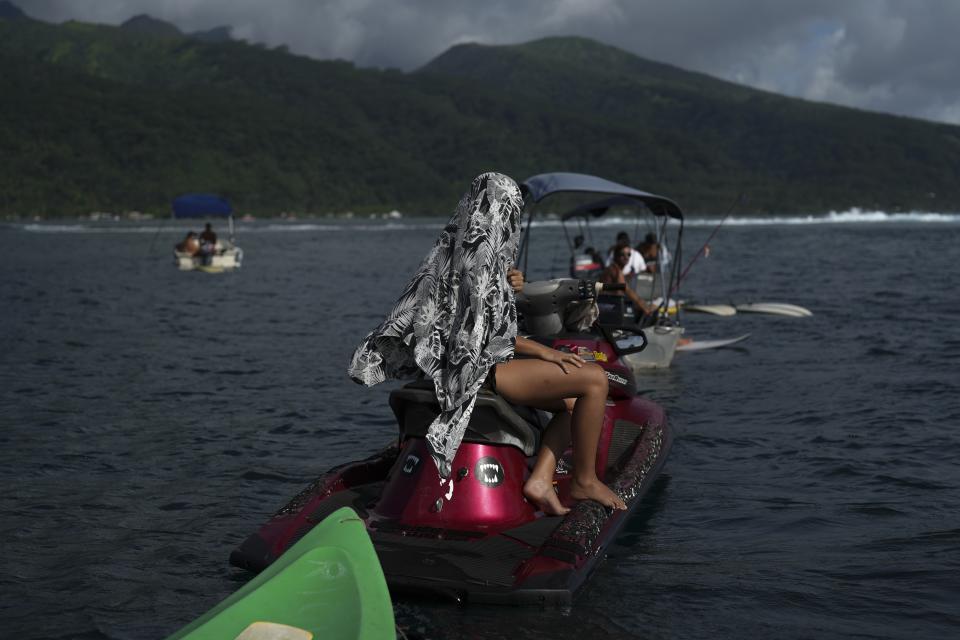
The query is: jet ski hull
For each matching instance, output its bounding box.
[231,395,670,606]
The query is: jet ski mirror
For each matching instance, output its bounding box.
[599,324,648,357]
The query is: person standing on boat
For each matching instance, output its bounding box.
[348,172,626,514]
[200,223,217,246]
[601,242,656,315]
[198,223,218,265]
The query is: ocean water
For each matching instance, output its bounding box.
[1,215,958,639]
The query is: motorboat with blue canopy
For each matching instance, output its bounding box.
[172,193,243,272]
[519,172,686,369]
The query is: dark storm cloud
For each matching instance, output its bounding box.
[15,0,960,124]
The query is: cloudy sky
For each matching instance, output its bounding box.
[16,0,960,125]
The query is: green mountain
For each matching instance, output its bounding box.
[189,26,233,44]
[119,14,183,39]
[421,38,960,212]
[1,14,958,217]
[0,1,27,20]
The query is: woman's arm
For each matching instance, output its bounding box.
[515,336,585,374]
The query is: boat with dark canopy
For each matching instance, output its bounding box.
[172,193,243,272]
[519,172,686,369]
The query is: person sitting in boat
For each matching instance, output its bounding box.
[175,231,200,255]
[568,235,605,279]
[349,172,626,515]
[604,231,646,277]
[636,232,670,272]
[636,233,660,272]
[601,242,656,316]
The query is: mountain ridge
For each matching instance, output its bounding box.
[0,1,27,20]
[120,14,183,38]
[1,15,958,216]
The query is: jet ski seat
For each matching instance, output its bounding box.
[388,379,547,456]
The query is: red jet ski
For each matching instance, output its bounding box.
[230,279,672,605]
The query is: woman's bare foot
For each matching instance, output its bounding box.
[523,477,570,516]
[569,477,626,510]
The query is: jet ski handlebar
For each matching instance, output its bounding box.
[515,278,606,336]
[515,279,647,356]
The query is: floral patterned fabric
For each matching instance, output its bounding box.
[348,172,523,477]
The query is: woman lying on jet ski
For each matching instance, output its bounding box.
[348,172,626,515]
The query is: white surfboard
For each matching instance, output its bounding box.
[676,333,751,352]
[735,303,812,317]
[681,303,737,317]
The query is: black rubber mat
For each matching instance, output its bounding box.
[372,530,536,588]
[500,515,562,547]
[607,420,645,469]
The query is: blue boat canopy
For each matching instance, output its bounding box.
[172,194,233,219]
[561,195,670,221]
[521,172,683,220]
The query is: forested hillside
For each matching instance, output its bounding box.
[2,12,959,216]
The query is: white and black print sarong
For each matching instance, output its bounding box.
[348,172,523,477]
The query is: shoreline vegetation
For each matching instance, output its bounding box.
[2,9,960,218]
[1,209,408,222]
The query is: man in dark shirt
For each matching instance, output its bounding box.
[200,223,217,247]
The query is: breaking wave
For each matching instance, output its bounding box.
[8,208,959,234]
[539,208,960,227]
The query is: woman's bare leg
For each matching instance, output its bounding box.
[495,360,626,510]
[524,405,572,515]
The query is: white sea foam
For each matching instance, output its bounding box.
[9,208,959,233]
[702,208,960,227]
[10,221,446,234]
[531,208,960,227]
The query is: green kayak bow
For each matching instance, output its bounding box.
[167,507,394,640]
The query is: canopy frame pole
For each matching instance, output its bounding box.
[656,216,672,308]
[519,204,534,275]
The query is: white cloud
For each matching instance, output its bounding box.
[13,0,960,124]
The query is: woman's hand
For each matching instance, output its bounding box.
[540,349,585,374]
[515,336,586,373]
[507,267,524,294]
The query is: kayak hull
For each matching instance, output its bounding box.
[167,507,394,640]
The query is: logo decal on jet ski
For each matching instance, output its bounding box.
[475,457,504,488]
[606,371,628,386]
[575,346,608,362]
[402,454,421,475]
